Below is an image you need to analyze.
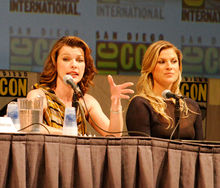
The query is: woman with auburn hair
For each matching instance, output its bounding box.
[27,36,134,136]
[126,40,203,140]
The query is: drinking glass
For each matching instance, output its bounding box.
[18,97,43,132]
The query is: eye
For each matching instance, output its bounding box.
[77,58,85,63]
[172,59,178,64]
[63,56,70,61]
[157,60,165,64]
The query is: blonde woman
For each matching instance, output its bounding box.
[126,40,203,140]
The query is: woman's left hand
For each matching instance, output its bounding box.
[107,75,134,101]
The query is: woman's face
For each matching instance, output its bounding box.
[152,48,180,91]
[56,46,85,85]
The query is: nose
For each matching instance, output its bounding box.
[166,61,172,69]
[71,59,78,68]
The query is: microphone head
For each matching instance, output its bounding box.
[162,89,171,99]
[63,75,77,89]
[63,75,81,95]
[63,74,73,84]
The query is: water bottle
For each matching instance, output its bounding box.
[7,102,20,130]
[63,107,78,136]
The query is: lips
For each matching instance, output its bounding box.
[165,72,174,76]
[67,72,79,77]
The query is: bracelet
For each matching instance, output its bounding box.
[110,107,122,114]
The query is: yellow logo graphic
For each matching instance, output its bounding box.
[183,0,204,7]
[98,0,119,3]
[0,77,27,97]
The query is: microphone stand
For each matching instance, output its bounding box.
[72,92,78,109]
[72,90,87,135]
[175,98,181,139]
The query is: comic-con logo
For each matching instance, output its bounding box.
[10,36,56,72]
[181,44,220,77]
[0,77,27,97]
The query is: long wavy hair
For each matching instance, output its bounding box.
[136,40,186,128]
[39,36,97,95]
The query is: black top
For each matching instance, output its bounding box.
[126,96,203,140]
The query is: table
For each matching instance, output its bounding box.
[0,133,220,188]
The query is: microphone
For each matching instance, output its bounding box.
[63,75,81,94]
[162,89,183,99]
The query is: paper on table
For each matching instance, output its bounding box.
[0,117,17,133]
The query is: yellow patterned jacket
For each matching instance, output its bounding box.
[33,84,87,135]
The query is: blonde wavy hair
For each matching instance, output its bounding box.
[136,40,188,128]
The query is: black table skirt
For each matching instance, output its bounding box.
[0,133,219,188]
